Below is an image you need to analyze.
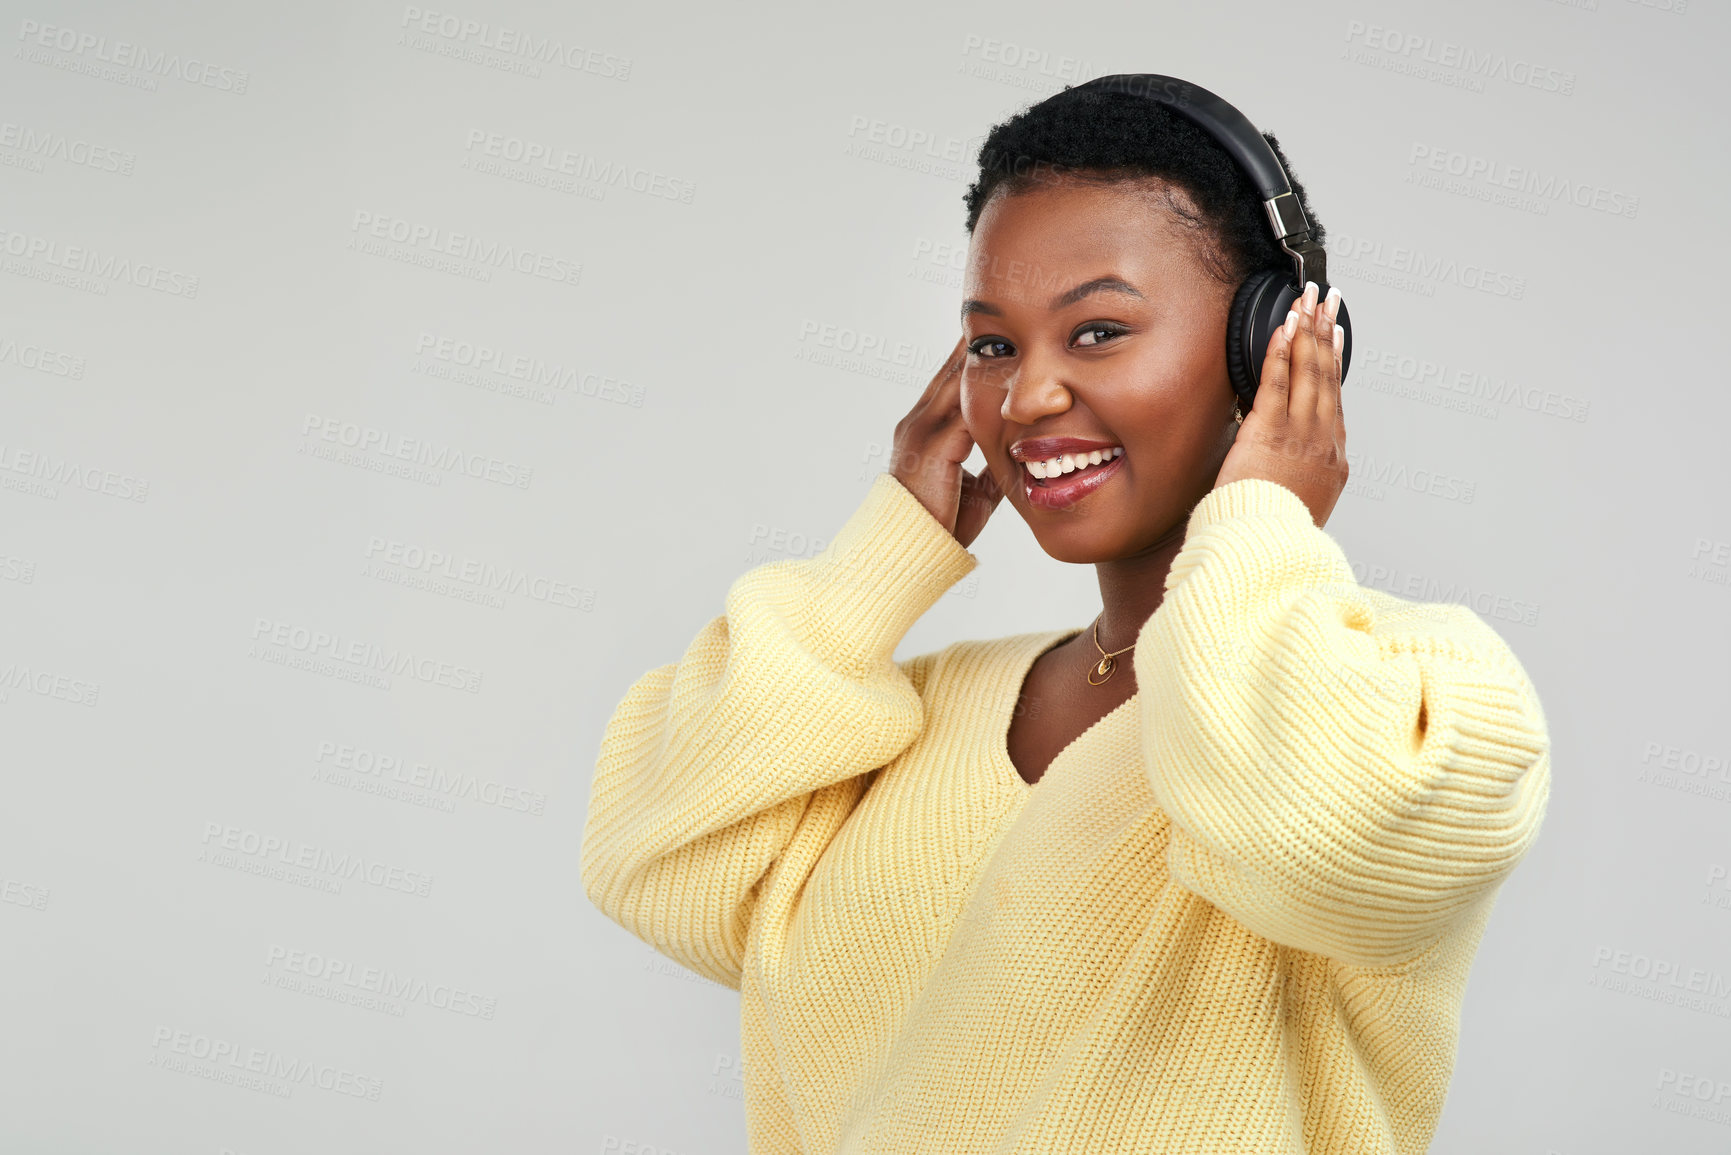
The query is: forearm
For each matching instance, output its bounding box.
[580,472,978,981]
[1136,477,1552,967]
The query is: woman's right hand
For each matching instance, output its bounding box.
[890,335,1004,548]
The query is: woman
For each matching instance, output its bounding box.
[581,79,1551,1154]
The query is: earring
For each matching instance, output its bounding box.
[1233,400,1244,425]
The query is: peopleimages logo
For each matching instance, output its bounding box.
[397,7,632,78]
[0,659,100,707]
[15,19,251,93]
[265,945,498,1019]
[1328,233,1527,300]
[1341,20,1576,94]
[0,442,150,501]
[1351,341,1591,423]
[0,120,136,175]
[461,129,694,203]
[0,226,199,297]
[300,413,534,489]
[149,1027,382,1100]
[0,332,87,379]
[249,616,484,694]
[362,536,590,611]
[347,210,582,287]
[1082,74,1195,106]
[1407,143,1639,219]
[199,821,435,897]
[313,739,548,815]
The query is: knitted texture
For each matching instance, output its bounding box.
[580,471,1552,1154]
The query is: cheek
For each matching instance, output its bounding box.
[960,376,998,440]
[1102,356,1216,433]
[1088,382,1165,441]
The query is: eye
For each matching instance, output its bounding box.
[967,324,1127,358]
[1074,322,1126,348]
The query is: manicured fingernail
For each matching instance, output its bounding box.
[1302,281,1319,314]
[1283,310,1298,338]
[1324,285,1341,320]
[1333,323,1344,354]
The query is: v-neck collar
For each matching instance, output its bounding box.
[988,628,1139,792]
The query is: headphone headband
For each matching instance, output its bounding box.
[1069,74,1327,291]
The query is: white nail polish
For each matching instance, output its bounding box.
[1284,311,1298,338]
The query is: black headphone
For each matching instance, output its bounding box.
[1065,73,1352,414]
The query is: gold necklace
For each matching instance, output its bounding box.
[1086,614,1136,685]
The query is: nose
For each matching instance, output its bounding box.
[999,358,1073,425]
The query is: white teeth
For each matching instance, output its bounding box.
[1022,446,1123,480]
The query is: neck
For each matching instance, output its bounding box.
[1092,438,1235,653]
[1091,523,1188,654]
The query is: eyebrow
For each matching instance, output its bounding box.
[960,275,1145,324]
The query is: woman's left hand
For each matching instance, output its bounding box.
[1212,280,1348,527]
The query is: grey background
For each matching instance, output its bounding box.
[2,0,1727,1152]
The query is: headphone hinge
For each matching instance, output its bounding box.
[1265,194,1327,287]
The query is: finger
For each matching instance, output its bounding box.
[1322,284,1343,328]
[1258,304,1295,421]
[961,461,1004,510]
[945,334,968,378]
[1317,286,1344,424]
[1312,316,1340,424]
[905,338,970,452]
[918,335,968,407]
[1333,323,1348,442]
[956,463,1005,544]
[1320,319,1344,424]
[1287,280,1322,422]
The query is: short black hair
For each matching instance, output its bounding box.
[962,83,1325,289]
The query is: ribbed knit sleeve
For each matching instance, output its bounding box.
[1134,477,1551,969]
[580,472,978,988]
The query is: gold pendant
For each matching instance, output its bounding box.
[1087,655,1115,685]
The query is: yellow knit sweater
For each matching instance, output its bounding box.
[580,471,1551,1154]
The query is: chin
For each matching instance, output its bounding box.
[1012,495,1134,565]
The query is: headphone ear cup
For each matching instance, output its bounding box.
[1225,270,1299,415]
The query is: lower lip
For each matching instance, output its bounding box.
[1023,453,1125,511]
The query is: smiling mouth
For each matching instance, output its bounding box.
[1020,447,1126,511]
[1023,446,1123,482]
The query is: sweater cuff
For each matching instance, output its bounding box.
[793,472,978,672]
[1162,477,1344,599]
[1187,477,1314,531]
